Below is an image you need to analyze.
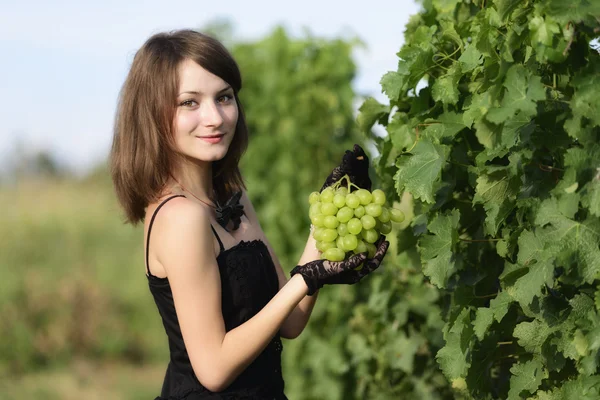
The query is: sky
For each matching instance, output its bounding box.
[0,0,421,176]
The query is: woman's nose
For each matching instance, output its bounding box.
[199,101,224,127]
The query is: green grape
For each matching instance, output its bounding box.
[335,187,348,196]
[311,214,325,227]
[315,241,325,252]
[366,243,377,258]
[308,191,320,205]
[371,189,386,205]
[347,218,363,235]
[323,215,340,229]
[390,208,405,223]
[336,206,354,223]
[320,241,337,252]
[321,228,338,242]
[380,221,392,234]
[336,235,345,251]
[309,202,321,218]
[378,207,390,223]
[365,203,382,218]
[320,187,335,203]
[374,219,382,231]
[321,203,338,216]
[354,239,368,254]
[354,205,365,218]
[333,194,346,208]
[323,248,345,262]
[355,189,373,205]
[337,223,349,237]
[360,215,376,230]
[343,234,358,251]
[361,228,379,244]
[345,193,360,208]
[313,227,325,241]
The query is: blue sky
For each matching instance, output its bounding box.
[0,0,420,175]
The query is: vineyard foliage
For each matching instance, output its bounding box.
[359,0,600,398]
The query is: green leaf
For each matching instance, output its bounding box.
[432,63,461,105]
[529,16,560,46]
[380,71,406,102]
[388,116,414,151]
[357,97,389,133]
[582,179,600,218]
[535,198,600,284]
[394,140,449,204]
[463,90,494,127]
[472,291,512,340]
[436,308,473,380]
[508,357,548,399]
[514,320,557,355]
[419,209,460,288]
[458,43,483,73]
[487,65,547,124]
[545,0,600,24]
[473,168,520,235]
[509,261,554,307]
[496,0,522,20]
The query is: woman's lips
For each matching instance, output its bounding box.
[198,133,224,144]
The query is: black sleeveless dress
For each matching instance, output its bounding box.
[145,195,287,399]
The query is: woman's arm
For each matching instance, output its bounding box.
[240,191,320,339]
[153,197,309,392]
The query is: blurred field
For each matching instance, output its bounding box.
[0,170,171,397]
[0,361,164,400]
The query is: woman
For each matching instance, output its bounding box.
[109,29,389,399]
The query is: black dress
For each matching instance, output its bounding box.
[145,195,287,399]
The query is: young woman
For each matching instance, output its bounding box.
[109,29,389,400]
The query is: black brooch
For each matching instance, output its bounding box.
[215,191,245,230]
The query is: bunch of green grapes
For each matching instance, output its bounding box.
[308,175,405,261]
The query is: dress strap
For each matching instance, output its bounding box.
[145,195,185,277]
[210,225,225,253]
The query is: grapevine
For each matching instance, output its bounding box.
[358,0,600,398]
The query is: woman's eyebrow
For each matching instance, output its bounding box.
[178,85,232,96]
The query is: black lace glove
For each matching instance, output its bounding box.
[321,144,372,192]
[290,252,368,296]
[320,236,389,286]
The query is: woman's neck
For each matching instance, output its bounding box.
[169,159,215,205]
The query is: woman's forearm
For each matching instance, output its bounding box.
[281,232,321,338]
[216,274,308,390]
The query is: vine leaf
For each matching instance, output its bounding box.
[486,65,547,124]
[419,209,460,288]
[473,168,520,236]
[508,357,548,399]
[535,198,600,284]
[473,291,512,340]
[394,140,448,203]
[436,308,473,381]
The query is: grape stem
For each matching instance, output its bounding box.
[332,174,361,192]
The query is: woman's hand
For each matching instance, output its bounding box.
[321,144,372,192]
[320,236,389,286]
[290,252,368,296]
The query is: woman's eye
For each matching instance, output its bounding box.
[217,94,233,104]
[179,99,197,107]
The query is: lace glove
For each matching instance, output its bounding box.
[320,236,389,286]
[290,252,368,296]
[321,144,372,192]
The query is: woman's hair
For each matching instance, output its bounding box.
[110,29,248,225]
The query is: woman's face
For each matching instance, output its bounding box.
[173,59,238,163]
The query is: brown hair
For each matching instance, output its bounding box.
[110,29,248,225]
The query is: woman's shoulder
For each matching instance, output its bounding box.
[147,194,212,234]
